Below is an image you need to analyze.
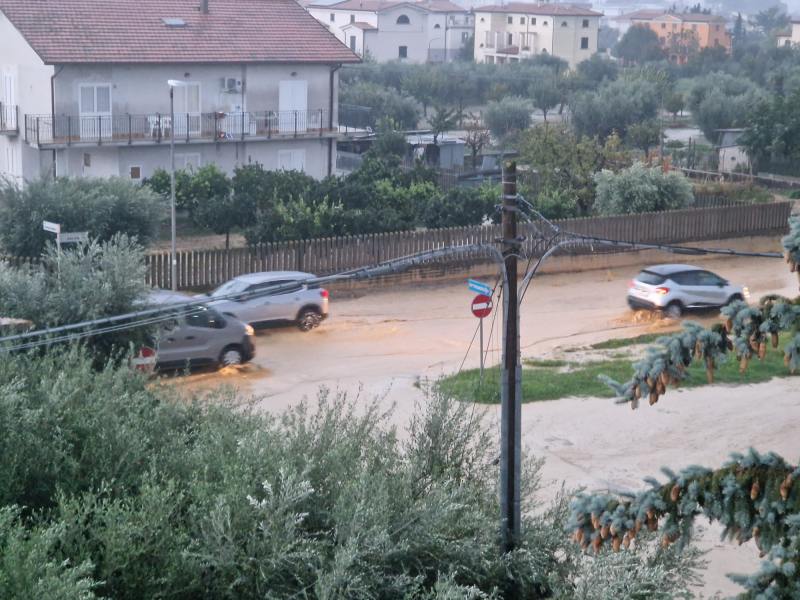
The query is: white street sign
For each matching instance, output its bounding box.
[58,232,88,244]
[43,221,61,234]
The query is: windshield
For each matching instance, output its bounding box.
[211,280,249,298]
[636,271,666,286]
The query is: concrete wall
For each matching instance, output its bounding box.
[368,5,431,63]
[308,7,379,44]
[0,10,54,183]
[551,16,600,68]
[52,63,335,118]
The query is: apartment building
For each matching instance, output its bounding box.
[306,0,473,63]
[0,0,361,185]
[473,4,602,68]
[626,11,731,63]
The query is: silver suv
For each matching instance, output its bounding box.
[201,271,329,332]
[147,290,255,369]
[627,264,748,318]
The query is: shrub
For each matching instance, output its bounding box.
[594,162,694,215]
[0,174,166,256]
[483,96,532,144]
[420,185,498,229]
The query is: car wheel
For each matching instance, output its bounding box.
[665,303,683,319]
[298,309,321,332]
[220,345,244,367]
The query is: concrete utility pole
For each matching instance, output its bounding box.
[500,161,521,554]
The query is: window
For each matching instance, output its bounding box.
[434,23,440,28]
[691,24,697,30]
[80,84,111,115]
[83,153,91,167]
[520,17,525,24]
[583,19,589,27]
[185,309,226,330]
[531,18,536,25]
[636,271,666,285]
[278,149,305,172]
[349,35,356,51]
[399,45,408,58]
[561,21,568,27]
[350,14,355,23]
[580,36,589,49]
[6,147,14,176]
[507,33,513,45]
[542,20,548,26]
[661,23,666,29]
[507,16,513,24]
[174,153,201,170]
[129,166,141,180]
[672,23,677,29]
[396,14,410,24]
[330,13,335,21]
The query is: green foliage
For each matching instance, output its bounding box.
[0,174,166,256]
[615,24,666,65]
[574,54,620,88]
[187,164,247,248]
[419,185,497,229]
[528,69,563,121]
[428,104,461,144]
[626,120,663,155]
[483,96,532,144]
[340,82,422,129]
[142,167,192,211]
[571,79,659,141]
[528,186,580,220]
[402,69,442,116]
[517,123,632,214]
[739,91,800,162]
[372,129,409,159]
[594,162,694,215]
[664,91,685,121]
[750,6,790,36]
[0,235,149,360]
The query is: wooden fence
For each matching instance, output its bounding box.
[139,202,790,290]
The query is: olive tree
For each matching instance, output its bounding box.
[593,162,694,215]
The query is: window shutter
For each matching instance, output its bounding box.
[96,86,111,113]
[81,87,95,113]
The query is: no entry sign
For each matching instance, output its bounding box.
[472,293,493,318]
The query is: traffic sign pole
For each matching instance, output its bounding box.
[479,316,484,387]
[471,293,493,388]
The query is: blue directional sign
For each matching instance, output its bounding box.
[468,279,491,295]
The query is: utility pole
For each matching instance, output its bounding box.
[500,161,521,555]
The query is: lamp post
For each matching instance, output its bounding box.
[167,80,189,291]
[428,37,443,63]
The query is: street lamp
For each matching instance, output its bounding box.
[428,37,443,63]
[167,79,189,291]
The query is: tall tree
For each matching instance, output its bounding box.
[402,69,441,117]
[528,72,563,121]
[750,6,790,36]
[615,24,666,66]
[459,112,492,166]
[483,96,532,146]
[428,103,460,146]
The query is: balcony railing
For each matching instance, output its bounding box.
[24,108,378,148]
[0,104,18,133]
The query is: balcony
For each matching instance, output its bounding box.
[0,104,18,134]
[24,106,372,149]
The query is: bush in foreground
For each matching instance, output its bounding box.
[594,162,694,215]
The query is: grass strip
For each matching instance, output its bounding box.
[439,332,796,404]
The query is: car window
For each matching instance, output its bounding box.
[211,280,248,298]
[636,271,665,285]
[669,271,698,285]
[184,309,226,329]
[264,279,304,295]
[694,271,721,286]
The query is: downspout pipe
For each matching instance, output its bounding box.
[328,63,342,176]
[50,65,64,178]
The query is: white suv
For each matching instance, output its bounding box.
[201,271,329,331]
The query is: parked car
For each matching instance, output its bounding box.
[201,271,329,332]
[146,290,255,370]
[627,264,748,318]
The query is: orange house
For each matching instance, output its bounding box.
[631,12,731,64]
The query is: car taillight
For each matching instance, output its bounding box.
[628,280,635,287]
[654,287,669,295]
[320,289,328,298]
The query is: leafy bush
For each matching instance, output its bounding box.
[0,349,707,599]
[141,167,192,211]
[483,96,532,144]
[0,174,166,255]
[570,79,659,141]
[340,82,421,129]
[420,185,498,229]
[594,162,694,215]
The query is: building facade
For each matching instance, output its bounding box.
[777,21,800,47]
[473,4,602,68]
[307,0,472,63]
[0,0,361,186]
[628,11,731,63]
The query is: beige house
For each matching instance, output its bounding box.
[0,0,361,184]
[306,0,473,63]
[777,21,800,47]
[472,4,602,68]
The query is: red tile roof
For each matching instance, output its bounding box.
[0,0,361,64]
[615,9,667,21]
[652,12,726,23]
[311,0,466,13]
[473,3,601,16]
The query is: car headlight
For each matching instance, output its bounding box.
[245,324,255,336]
[743,287,750,299]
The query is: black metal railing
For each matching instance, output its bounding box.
[0,104,18,133]
[339,104,374,133]
[23,108,372,147]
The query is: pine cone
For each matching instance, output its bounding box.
[758,342,767,360]
[786,250,792,264]
[612,536,622,553]
[656,380,666,395]
[772,332,779,349]
[591,514,600,530]
[623,535,631,549]
[740,356,749,373]
[609,523,617,537]
[670,485,681,502]
[749,336,759,353]
[631,399,637,410]
[695,340,702,359]
[785,353,792,367]
[726,317,733,331]
[662,533,670,548]
[592,535,602,553]
[727,339,734,351]
[647,517,658,532]
[659,371,668,387]
[600,524,610,539]
[751,481,760,500]
[576,528,584,543]
[634,385,641,400]
[781,474,792,500]
[649,392,658,406]
[647,376,654,388]
[634,519,641,534]
[646,508,655,520]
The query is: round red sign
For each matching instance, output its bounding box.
[472,293,493,318]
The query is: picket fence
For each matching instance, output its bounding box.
[140,202,790,290]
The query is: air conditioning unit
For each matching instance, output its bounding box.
[222,77,243,93]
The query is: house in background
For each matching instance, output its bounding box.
[716,129,749,174]
[777,20,800,46]
[472,4,602,68]
[627,11,731,63]
[0,0,361,185]
[306,0,473,63]
[610,8,667,35]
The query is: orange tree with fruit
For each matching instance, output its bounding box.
[567,216,800,597]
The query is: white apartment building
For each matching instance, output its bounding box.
[307,0,473,63]
[473,4,602,68]
[0,0,361,185]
